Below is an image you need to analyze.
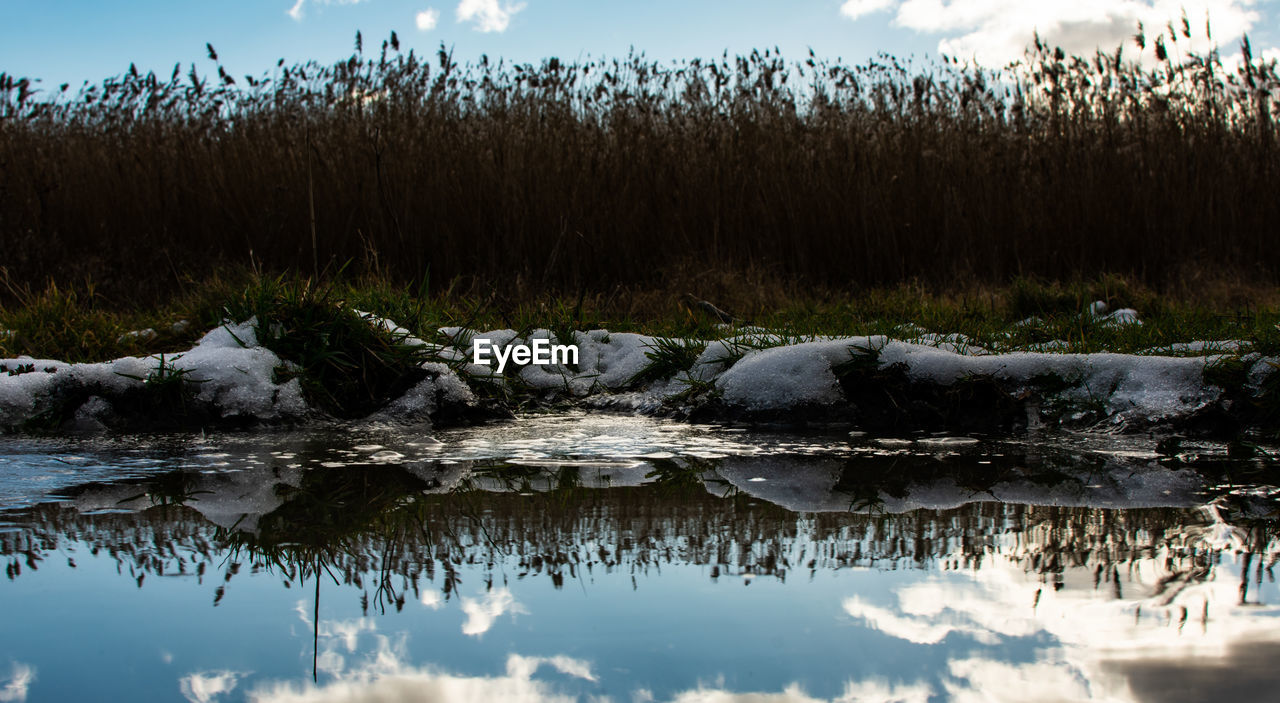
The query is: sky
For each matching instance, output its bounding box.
[2,0,1278,91]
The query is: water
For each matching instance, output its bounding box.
[1,412,1278,702]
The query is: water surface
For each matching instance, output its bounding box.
[2,413,1278,702]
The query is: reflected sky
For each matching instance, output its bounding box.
[1,414,1278,702]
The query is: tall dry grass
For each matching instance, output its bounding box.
[1,26,1278,303]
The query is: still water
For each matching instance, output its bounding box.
[1,412,1278,702]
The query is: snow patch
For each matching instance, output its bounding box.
[717,340,855,411]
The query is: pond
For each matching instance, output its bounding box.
[1,413,1278,702]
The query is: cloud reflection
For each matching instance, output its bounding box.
[667,679,933,702]
[179,670,245,703]
[0,663,34,703]
[841,531,1280,702]
[460,588,526,636]
[249,638,593,703]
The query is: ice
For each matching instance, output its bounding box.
[714,456,1206,513]
[69,462,304,533]
[917,437,980,448]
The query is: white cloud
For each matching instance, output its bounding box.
[942,656,1105,703]
[180,671,245,703]
[837,679,934,703]
[506,655,596,683]
[248,647,590,703]
[840,0,897,21]
[456,0,526,33]
[839,1,1268,66]
[667,680,933,703]
[416,8,441,31]
[286,0,369,22]
[420,589,443,609]
[843,596,977,644]
[832,528,1280,703]
[0,663,34,703]
[1223,46,1280,73]
[294,600,376,653]
[459,588,526,636]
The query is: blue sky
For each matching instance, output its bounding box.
[3,1,1277,91]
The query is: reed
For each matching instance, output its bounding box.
[0,26,1277,304]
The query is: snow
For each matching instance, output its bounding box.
[353,309,426,346]
[170,319,309,421]
[874,342,1218,422]
[0,312,1268,433]
[569,331,659,388]
[378,362,478,420]
[116,328,157,344]
[1086,300,1142,326]
[1247,356,1280,389]
[0,319,307,428]
[1141,340,1246,355]
[457,329,661,395]
[716,340,852,411]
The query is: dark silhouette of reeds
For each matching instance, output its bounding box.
[1,26,1277,303]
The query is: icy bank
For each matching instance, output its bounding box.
[0,318,481,432]
[455,327,1275,433]
[2,316,1276,435]
[0,320,308,430]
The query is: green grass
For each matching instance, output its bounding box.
[218,275,444,417]
[3,271,1279,365]
[114,353,205,417]
[627,337,708,387]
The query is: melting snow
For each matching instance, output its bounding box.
[2,313,1273,433]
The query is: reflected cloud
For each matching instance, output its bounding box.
[668,679,933,702]
[294,601,376,652]
[0,663,34,703]
[179,670,244,703]
[248,639,592,703]
[837,679,933,703]
[460,588,526,636]
[843,596,993,645]
[842,529,1280,702]
[249,637,932,703]
[507,655,596,682]
[943,656,1110,703]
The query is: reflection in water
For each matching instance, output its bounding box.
[1,418,1279,701]
[0,662,35,702]
[179,671,242,703]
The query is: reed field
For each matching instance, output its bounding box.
[1,24,1278,307]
